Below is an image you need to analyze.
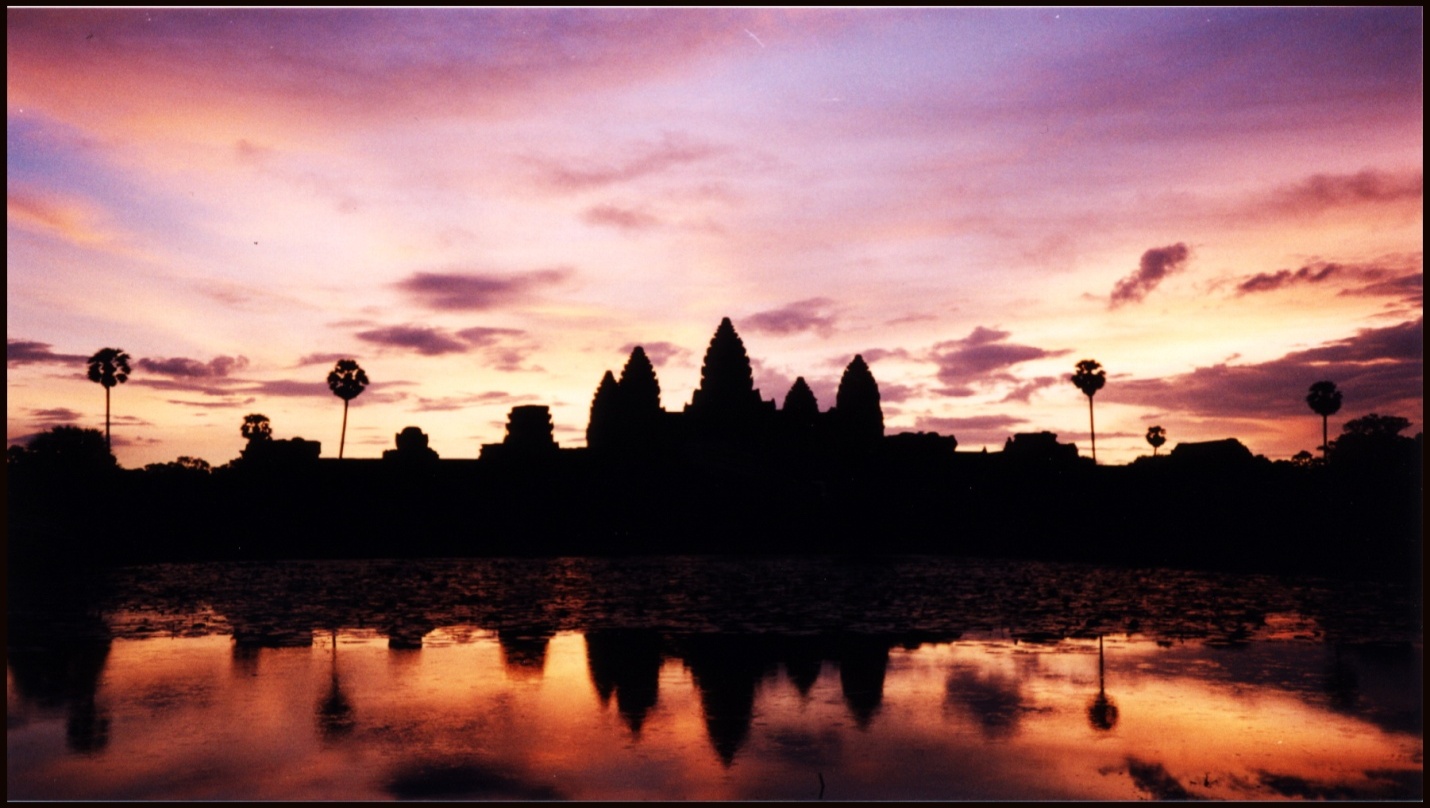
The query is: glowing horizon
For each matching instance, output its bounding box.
[7,8,1423,468]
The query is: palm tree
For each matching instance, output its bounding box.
[86,348,131,449]
[1145,425,1166,456]
[241,413,272,442]
[327,359,369,459]
[1071,359,1106,462]
[1305,381,1342,458]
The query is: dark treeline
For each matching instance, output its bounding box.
[7,417,1422,582]
[8,319,1422,581]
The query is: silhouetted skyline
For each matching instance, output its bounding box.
[6,9,1423,468]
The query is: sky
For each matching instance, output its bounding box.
[7,8,1423,468]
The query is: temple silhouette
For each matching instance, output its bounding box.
[580,317,889,463]
[8,317,1421,578]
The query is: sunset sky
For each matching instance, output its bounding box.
[7,8,1423,467]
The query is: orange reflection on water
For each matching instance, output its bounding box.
[6,631,1421,800]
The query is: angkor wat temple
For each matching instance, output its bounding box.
[476,316,963,466]
[11,318,1419,580]
[584,317,892,459]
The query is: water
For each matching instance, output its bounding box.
[7,556,1423,800]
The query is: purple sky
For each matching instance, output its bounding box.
[7,8,1422,466]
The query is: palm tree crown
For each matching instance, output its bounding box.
[327,360,370,402]
[241,413,273,442]
[1071,359,1106,462]
[328,359,369,459]
[1305,380,1342,457]
[87,347,132,449]
[1071,359,1106,398]
[1145,425,1166,456]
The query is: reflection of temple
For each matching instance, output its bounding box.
[498,627,555,679]
[585,630,663,736]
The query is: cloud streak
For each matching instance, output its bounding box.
[582,204,660,231]
[744,298,838,337]
[137,355,250,378]
[1109,318,1423,422]
[1234,256,1423,304]
[930,327,1068,390]
[1110,243,1190,307]
[1267,169,1423,216]
[396,269,570,311]
[7,339,88,367]
[539,132,725,191]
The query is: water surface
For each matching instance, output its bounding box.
[8,557,1422,800]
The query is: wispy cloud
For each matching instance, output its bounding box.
[356,326,469,356]
[295,352,354,367]
[1110,317,1423,422]
[7,339,88,366]
[137,355,250,378]
[913,414,1028,445]
[27,407,85,424]
[617,341,687,368]
[538,132,725,191]
[166,398,255,408]
[1234,255,1423,304]
[582,204,661,231]
[744,298,837,337]
[929,327,1067,390]
[396,268,570,311]
[1000,376,1059,404]
[1110,243,1190,308]
[412,391,529,412]
[1266,169,1423,216]
[7,188,119,248]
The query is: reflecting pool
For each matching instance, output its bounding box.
[7,557,1423,800]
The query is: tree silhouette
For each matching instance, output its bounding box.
[1305,381,1342,458]
[327,359,369,459]
[1145,425,1166,456]
[241,413,273,443]
[1071,359,1106,462]
[86,348,131,449]
[1339,412,1409,438]
[9,425,116,476]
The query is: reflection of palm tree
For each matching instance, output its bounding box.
[1145,425,1166,456]
[316,630,354,742]
[1071,359,1106,462]
[327,360,369,459]
[1305,381,1342,459]
[1087,635,1118,731]
[87,348,131,449]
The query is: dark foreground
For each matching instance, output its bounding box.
[7,556,1422,800]
[9,440,1423,587]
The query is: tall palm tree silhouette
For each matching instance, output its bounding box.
[327,359,369,459]
[1305,381,1342,459]
[1145,425,1166,456]
[241,413,272,442]
[1071,359,1106,462]
[86,348,131,450]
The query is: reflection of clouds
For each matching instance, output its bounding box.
[385,758,563,800]
[1125,757,1193,800]
[1255,768,1424,800]
[944,665,1026,740]
[765,727,843,769]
